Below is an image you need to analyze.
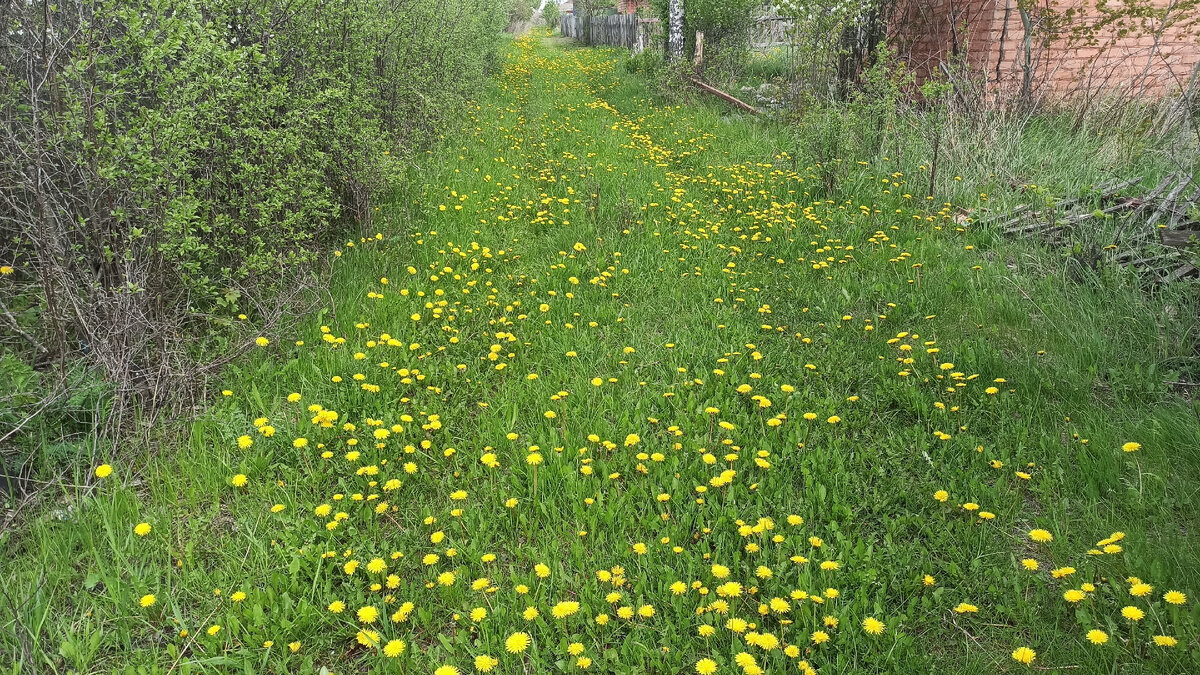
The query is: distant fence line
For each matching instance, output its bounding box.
[560,14,661,52]
[560,12,791,52]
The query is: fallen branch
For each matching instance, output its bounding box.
[688,77,760,114]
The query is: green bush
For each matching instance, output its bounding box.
[0,0,507,348]
[0,0,509,479]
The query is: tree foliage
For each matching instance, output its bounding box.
[544,1,562,27]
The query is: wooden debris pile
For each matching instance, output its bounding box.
[977,174,1200,283]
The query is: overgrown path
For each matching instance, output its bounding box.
[5,35,1198,674]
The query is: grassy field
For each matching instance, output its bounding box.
[3,33,1199,675]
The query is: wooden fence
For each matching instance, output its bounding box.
[561,12,792,53]
[749,15,792,50]
[561,14,662,53]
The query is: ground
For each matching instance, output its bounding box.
[3,34,1198,675]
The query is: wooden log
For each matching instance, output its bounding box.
[688,77,760,114]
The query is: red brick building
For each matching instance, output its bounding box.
[891,0,1200,98]
[617,0,650,15]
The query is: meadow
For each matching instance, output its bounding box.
[3,33,1199,674]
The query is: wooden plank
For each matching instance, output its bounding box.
[978,204,1030,228]
[1061,202,1131,225]
[1005,220,1058,236]
[1127,253,1180,267]
[1146,177,1192,229]
[1092,176,1142,196]
[688,77,761,114]
[1167,264,1198,282]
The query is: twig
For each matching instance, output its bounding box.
[0,297,47,354]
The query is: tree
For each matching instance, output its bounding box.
[668,0,684,60]
[654,0,759,63]
[544,1,561,27]
[510,0,533,25]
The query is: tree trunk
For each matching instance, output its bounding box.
[668,0,684,61]
[1019,7,1033,105]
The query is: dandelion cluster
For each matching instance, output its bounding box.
[70,34,1195,673]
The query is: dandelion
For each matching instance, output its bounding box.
[230,474,248,487]
[1163,590,1186,605]
[1086,629,1108,645]
[1129,582,1152,597]
[139,594,156,607]
[1122,442,1141,452]
[1011,646,1036,665]
[475,654,499,672]
[862,617,885,635]
[552,600,580,619]
[505,631,531,653]
[1153,635,1178,647]
[134,522,151,536]
[95,464,113,478]
[357,605,379,624]
[1120,606,1144,621]
[1063,589,1086,603]
[1028,529,1053,543]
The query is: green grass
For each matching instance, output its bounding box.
[3,31,1199,675]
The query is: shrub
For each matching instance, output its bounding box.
[0,0,509,478]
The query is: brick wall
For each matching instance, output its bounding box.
[891,0,997,83]
[892,0,1200,98]
[616,0,650,15]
